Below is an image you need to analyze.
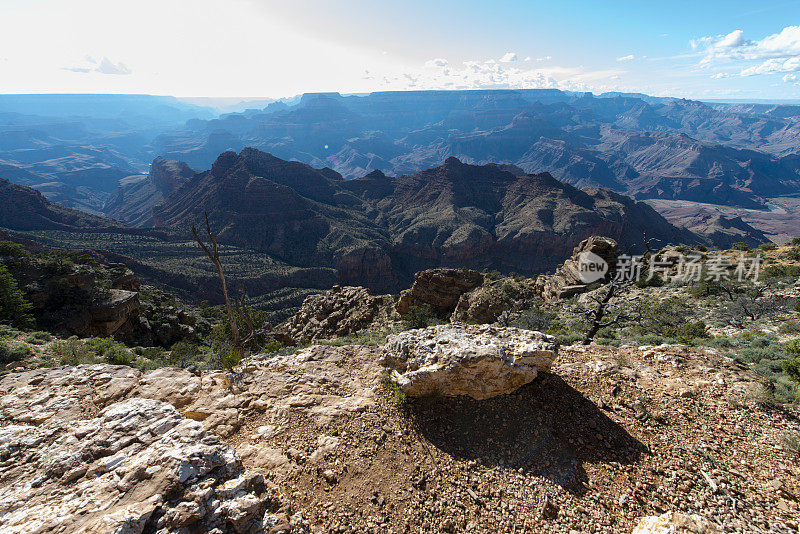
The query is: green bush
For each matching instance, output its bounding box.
[779,320,800,335]
[0,241,30,257]
[217,345,244,371]
[0,341,32,365]
[52,337,133,366]
[169,340,201,367]
[636,298,693,339]
[758,243,777,251]
[24,331,52,345]
[675,321,710,344]
[513,306,557,332]
[635,274,664,288]
[731,242,750,251]
[761,264,800,279]
[0,264,34,329]
[402,304,438,330]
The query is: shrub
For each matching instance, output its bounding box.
[636,298,693,339]
[780,320,800,335]
[217,345,244,371]
[24,331,52,345]
[731,242,750,251]
[0,241,30,257]
[383,371,407,405]
[675,321,710,344]
[758,242,777,251]
[402,304,438,330]
[52,337,133,366]
[761,264,800,279]
[513,306,557,332]
[785,339,800,357]
[0,341,32,365]
[636,274,664,288]
[0,264,34,329]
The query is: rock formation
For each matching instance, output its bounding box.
[396,269,484,317]
[0,396,296,533]
[537,236,619,301]
[380,324,558,399]
[280,285,398,341]
[104,157,195,227]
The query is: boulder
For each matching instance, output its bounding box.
[281,285,398,341]
[396,269,484,317]
[537,236,618,302]
[380,324,558,400]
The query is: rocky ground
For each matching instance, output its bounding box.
[1,331,797,533]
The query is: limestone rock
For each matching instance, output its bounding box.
[396,269,484,317]
[632,512,722,534]
[281,285,398,341]
[380,324,558,400]
[537,236,618,302]
[0,397,290,533]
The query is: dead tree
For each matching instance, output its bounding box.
[191,212,240,349]
[582,282,617,345]
[581,280,641,345]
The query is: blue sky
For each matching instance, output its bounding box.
[1,0,799,99]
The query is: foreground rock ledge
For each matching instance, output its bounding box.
[0,398,296,534]
[381,324,558,400]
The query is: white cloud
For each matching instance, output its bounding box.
[692,25,800,81]
[424,58,448,68]
[95,57,131,75]
[499,52,517,63]
[397,57,625,93]
[617,54,635,62]
[695,26,800,64]
[64,56,131,75]
[741,57,800,76]
[523,56,532,62]
[783,73,798,83]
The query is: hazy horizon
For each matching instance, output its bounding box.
[2,0,800,100]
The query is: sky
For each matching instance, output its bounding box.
[1,0,800,100]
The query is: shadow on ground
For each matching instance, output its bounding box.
[405,372,647,495]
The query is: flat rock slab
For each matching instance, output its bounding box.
[380,324,558,400]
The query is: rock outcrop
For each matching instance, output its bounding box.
[104,157,195,227]
[381,324,558,399]
[281,285,398,341]
[0,339,797,532]
[451,276,538,324]
[537,236,619,301]
[0,397,294,533]
[396,269,484,317]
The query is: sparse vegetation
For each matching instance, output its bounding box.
[402,304,439,330]
[0,264,34,329]
[383,371,407,405]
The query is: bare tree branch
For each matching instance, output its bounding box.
[191,212,240,349]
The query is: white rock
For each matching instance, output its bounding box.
[632,511,721,534]
[380,324,557,400]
